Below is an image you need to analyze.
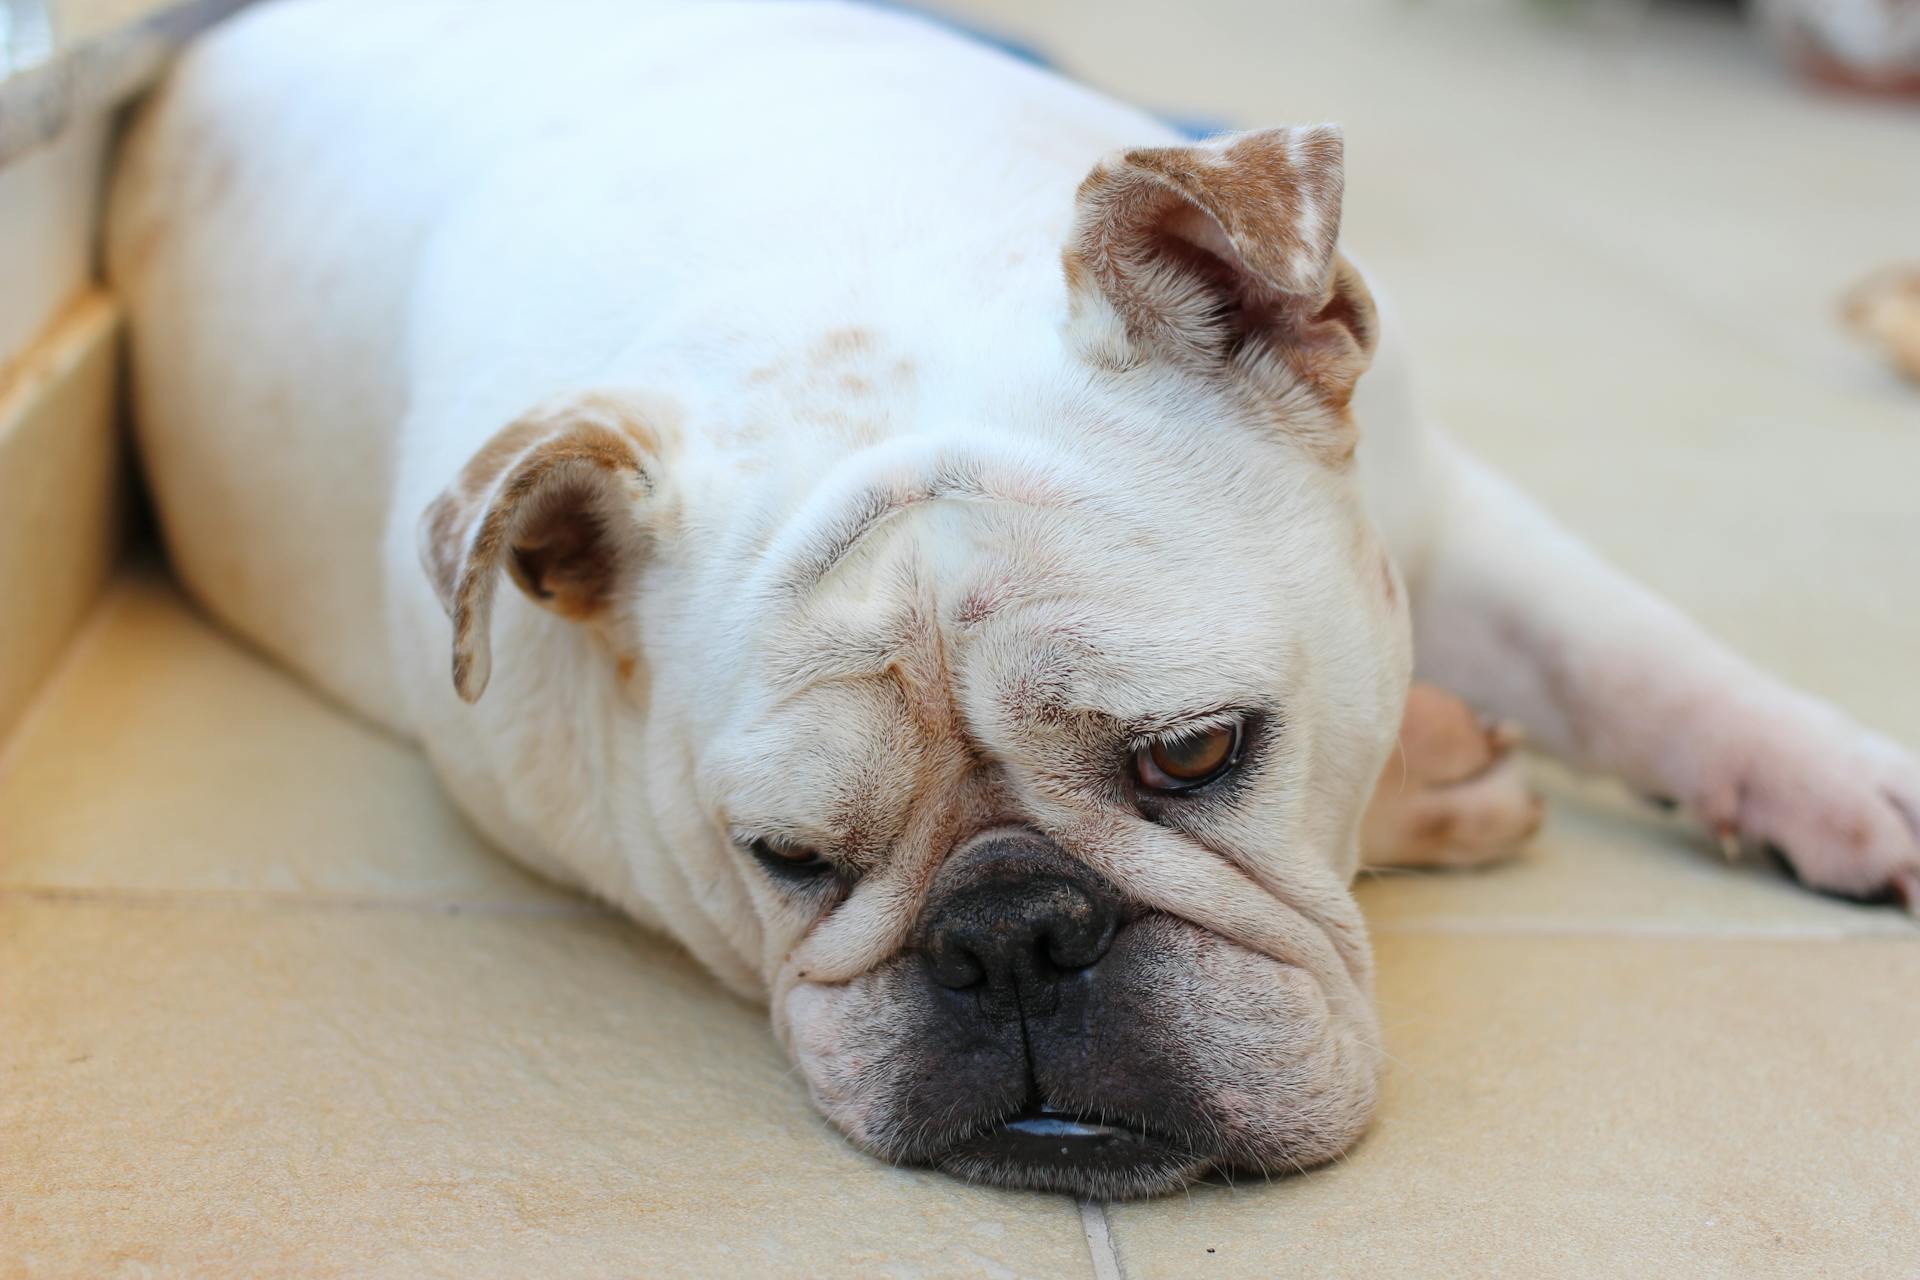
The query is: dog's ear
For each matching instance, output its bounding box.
[1062,126,1378,422]
[417,392,668,702]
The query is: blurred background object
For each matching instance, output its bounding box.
[0,0,248,163]
[1,0,55,78]
[1843,264,1920,382]
[1756,0,1920,95]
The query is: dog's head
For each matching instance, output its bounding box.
[418,127,1410,1197]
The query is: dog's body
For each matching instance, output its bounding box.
[110,0,1920,1196]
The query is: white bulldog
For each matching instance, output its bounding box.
[108,0,1920,1197]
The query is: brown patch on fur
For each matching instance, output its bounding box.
[1116,129,1343,298]
[732,330,916,451]
[616,655,637,682]
[614,409,666,458]
[471,425,642,608]
[1063,129,1376,448]
[505,495,620,622]
[451,647,475,698]
[423,392,673,701]
[812,326,877,364]
[1378,550,1398,608]
[888,658,965,754]
[575,389,684,460]
[1268,257,1376,419]
[1061,251,1093,298]
[457,417,551,495]
[421,493,469,610]
[879,649,998,883]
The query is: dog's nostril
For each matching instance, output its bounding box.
[921,871,1122,993]
[928,943,986,990]
[1045,915,1115,973]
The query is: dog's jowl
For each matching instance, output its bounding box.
[109,0,1920,1197]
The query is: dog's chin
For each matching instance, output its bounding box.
[792,911,1379,1200]
[924,1106,1211,1199]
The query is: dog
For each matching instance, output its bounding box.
[108,0,1920,1198]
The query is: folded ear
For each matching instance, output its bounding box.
[418,393,666,702]
[1062,125,1378,424]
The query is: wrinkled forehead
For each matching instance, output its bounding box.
[741,473,1300,751]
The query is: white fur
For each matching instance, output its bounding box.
[109,0,1920,1191]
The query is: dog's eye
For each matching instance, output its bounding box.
[746,836,834,880]
[1135,722,1243,793]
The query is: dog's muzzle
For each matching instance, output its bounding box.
[904,830,1201,1194]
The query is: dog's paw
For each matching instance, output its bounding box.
[1685,696,1920,911]
[1361,683,1546,870]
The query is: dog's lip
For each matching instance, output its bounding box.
[998,1105,1150,1142]
[930,1103,1205,1198]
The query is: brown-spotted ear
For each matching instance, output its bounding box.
[418,393,666,702]
[1062,125,1378,419]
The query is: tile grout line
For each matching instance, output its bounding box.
[6,882,1910,938]
[1078,1200,1124,1280]
[1370,916,1919,941]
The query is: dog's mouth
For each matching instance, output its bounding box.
[930,1105,1207,1199]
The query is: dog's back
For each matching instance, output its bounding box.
[110,0,511,724]
[108,0,1174,729]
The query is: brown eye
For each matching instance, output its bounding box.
[1134,721,1243,793]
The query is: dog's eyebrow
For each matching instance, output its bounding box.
[1116,703,1263,744]
[751,441,1104,605]
[1027,694,1267,747]
[779,464,996,598]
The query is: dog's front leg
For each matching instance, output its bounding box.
[1402,430,1920,908]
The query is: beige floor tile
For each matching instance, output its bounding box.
[1357,758,1915,938]
[1105,933,1920,1279]
[0,898,1091,1279]
[0,570,574,910]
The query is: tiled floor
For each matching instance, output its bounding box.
[0,575,1096,1278]
[4,1,1917,1276]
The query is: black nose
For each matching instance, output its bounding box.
[918,833,1123,995]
